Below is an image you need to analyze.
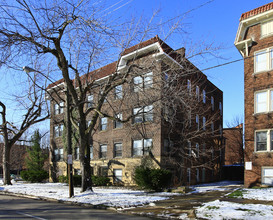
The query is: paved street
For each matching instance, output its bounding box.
[0,194,151,219]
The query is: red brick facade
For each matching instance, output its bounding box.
[236,2,273,187]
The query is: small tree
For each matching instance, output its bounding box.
[21,130,48,183]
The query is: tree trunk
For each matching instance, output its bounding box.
[3,143,11,185]
[80,135,92,192]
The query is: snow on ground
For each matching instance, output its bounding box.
[0,180,168,208]
[196,200,273,220]
[241,187,273,201]
[190,180,242,193]
[2,179,273,219]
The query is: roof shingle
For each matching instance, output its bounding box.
[240,2,273,21]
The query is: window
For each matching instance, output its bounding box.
[255,89,273,113]
[133,105,153,123]
[144,72,153,88]
[100,144,107,158]
[90,146,93,160]
[114,85,123,99]
[202,90,206,103]
[113,169,122,183]
[261,19,273,37]
[114,143,122,158]
[188,141,191,156]
[211,122,214,135]
[195,143,199,158]
[114,113,123,129]
[54,102,64,115]
[254,48,273,73]
[196,168,200,183]
[99,166,108,177]
[187,168,191,183]
[211,96,214,111]
[100,117,107,131]
[54,124,63,137]
[202,117,206,130]
[87,95,93,107]
[54,148,63,161]
[255,130,273,152]
[187,79,191,94]
[196,115,199,130]
[196,86,200,101]
[132,138,152,156]
[75,147,79,160]
[133,72,153,92]
[219,102,222,115]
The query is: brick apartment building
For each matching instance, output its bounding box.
[47,36,223,186]
[235,2,273,187]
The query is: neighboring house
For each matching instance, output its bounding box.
[0,143,27,176]
[235,2,273,187]
[47,36,223,186]
[222,124,244,180]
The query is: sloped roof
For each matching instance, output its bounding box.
[240,2,273,21]
[47,36,172,89]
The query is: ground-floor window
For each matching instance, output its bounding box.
[262,167,273,185]
[255,129,273,152]
[113,169,122,183]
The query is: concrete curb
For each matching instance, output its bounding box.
[0,190,117,211]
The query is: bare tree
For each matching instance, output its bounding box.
[0,0,221,191]
[0,72,49,185]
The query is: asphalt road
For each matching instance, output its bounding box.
[0,194,151,219]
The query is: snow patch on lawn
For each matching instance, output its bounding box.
[196,200,273,219]
[242,188,273,201]
[0,181,168,208]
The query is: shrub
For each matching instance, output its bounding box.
[92,176,110,186]
[21,170,48,183]
[73,175,82,186]
[58,175,68,183]
[134,166,172,191]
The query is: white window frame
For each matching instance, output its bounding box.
[113,169,122,183]
[254,89,273,114]
[261,19,273,38]
[254,48,273,73]
[255,129,273,152]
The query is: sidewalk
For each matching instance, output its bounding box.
[121,186,238,219]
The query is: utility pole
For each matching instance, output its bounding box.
[65,84,74,197]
